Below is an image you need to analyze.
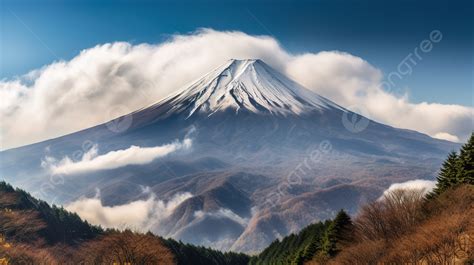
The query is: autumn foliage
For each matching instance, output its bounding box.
[75,231,175,264]
[0,183,175,265]
[331,185,473,265]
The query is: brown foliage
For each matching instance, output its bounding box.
[389,211,472,264]
[0,194,18,208]
[0,243,60,265]
[332,185,474,264]
[328,240,386,265]
[1,191,46,243]
[75,230,175,265]
[0,191,176,265]
[1,231,177,265]
[0,210,46,242]
[354,189,425,242]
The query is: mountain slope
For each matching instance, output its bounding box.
[0,59,459,252]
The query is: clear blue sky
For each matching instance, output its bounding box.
[1,0,472,106]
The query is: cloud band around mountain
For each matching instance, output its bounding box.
[1,29,472,149]
[43,138,192,175]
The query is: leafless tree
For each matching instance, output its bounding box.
[354,189,425,242]
[76,230,175,265]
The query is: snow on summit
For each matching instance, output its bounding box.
[162,59,342,118]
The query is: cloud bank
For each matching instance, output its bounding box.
[66,190,247,250]
[382,179,437,198]
[43,138,192,175]
[433,132,460,142]
[66,190,193,231]
[1,29,472,149]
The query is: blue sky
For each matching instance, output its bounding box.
[1,0,472,106]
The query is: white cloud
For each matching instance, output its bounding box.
[65,190,193,231]
[286,52,473,143]
[194,208,249,227]
[433,132,460,142]
[381,179,436,198]
[43,138,192,175]
[1,29,472,149]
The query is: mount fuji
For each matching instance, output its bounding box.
[0,59,457,252]
[158,59,341,117]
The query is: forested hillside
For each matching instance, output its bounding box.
[0,181,249,265]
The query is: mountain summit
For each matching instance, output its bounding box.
[159,59,341,118]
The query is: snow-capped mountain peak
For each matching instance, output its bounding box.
[163,59,341,117]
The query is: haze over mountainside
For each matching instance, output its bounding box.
[0,59,459,252]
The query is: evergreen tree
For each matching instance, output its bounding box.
[320,210,353,257]
[301,237,320,261]
[431,133,474,197]
[249,221,329,265]
[431,151,459,196]
[332,210,353,245]
[291,250,304,265]
[456,133,474,184]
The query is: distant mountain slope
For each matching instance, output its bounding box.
[0,59,459,252]
[252,137,473,264]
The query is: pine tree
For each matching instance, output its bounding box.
[320,210,353,257]
[456,132,474,184]
[331,210,353,254]
[301,237,320,261]
[431,151,459,196]
[291,250,304,265]
[430,133,474,198]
